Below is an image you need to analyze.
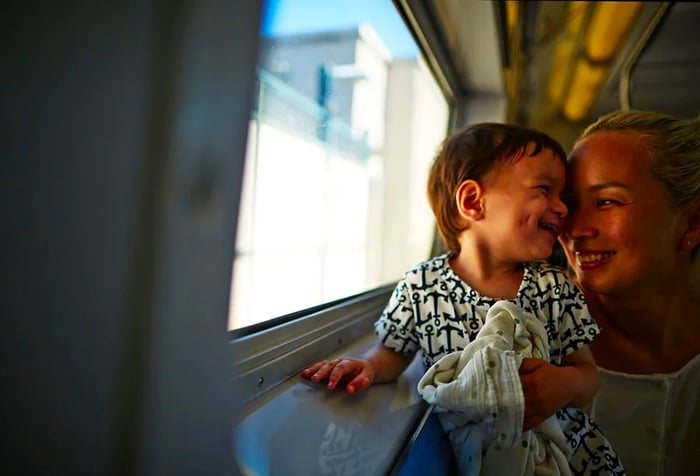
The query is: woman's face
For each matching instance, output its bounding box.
[559,130,687,297]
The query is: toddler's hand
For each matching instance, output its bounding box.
[301,357,375,394]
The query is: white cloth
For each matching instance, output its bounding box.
[417,301,571,476]
[586,353,700,476]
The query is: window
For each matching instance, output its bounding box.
[229,0,449,330]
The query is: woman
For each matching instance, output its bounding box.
[559,110,700,475]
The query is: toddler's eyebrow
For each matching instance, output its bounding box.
[531,173,559,182]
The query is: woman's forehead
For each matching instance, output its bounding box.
[568,131,661,190]
[571,131,652,169]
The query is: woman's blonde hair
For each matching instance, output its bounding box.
[578,110,700,210]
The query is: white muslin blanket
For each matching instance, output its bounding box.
[417,301,571,476]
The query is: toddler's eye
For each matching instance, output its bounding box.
[536,185,550,194]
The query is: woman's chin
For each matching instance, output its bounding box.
[576,271,616,295]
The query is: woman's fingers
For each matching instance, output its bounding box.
[519,357,546,374]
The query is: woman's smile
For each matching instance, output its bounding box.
[575,250,616,267]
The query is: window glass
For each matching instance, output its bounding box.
[229,0,449,329]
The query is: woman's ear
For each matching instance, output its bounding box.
[681,201,700,252]
[455,179,485,222]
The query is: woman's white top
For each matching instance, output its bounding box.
[589,353,700,475]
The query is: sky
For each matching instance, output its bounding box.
[261,0,420,58]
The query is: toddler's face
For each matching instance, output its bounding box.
[477,146,567,262]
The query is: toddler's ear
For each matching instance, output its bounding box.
[455,179,485,222]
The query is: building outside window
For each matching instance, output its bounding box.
[229,1,449,330]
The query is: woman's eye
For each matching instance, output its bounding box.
[596,198,619,207]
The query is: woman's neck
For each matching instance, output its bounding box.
[590,288,700,374]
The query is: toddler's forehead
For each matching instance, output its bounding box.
[516,144,564,164]
[492,146,564,177]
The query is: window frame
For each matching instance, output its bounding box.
[231,284,395,406]
[229,0,462,403]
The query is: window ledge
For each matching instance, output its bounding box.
[233,334,428,475]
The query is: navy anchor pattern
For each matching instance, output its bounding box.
[374,254,600,370]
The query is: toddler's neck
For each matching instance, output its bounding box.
[448,253,524,300]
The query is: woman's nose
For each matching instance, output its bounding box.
[561,208,596,240]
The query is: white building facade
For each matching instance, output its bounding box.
[230,25,449,329]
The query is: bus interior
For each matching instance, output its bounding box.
[4,1,699,475]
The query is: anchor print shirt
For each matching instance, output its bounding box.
[374,254,600,370]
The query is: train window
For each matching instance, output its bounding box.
[229,0,449,330]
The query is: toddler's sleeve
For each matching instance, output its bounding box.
[374,278,420,357]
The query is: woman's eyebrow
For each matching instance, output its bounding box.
[588,181,632,192]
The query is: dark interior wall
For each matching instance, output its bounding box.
[2,2,151,473]
[1,1,261,474]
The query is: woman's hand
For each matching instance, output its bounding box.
[519,346,599,431]
[518,358,571,431]
[301,357,376,394]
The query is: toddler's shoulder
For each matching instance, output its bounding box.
[525,261,584,298]
[527,260,575,284]
[401,253,450,282]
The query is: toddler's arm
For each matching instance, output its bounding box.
[301,341,412,394]
[518,345,599,430]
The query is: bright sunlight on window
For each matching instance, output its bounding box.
[229,0,449,330]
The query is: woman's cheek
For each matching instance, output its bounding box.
[598,210,629,242]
